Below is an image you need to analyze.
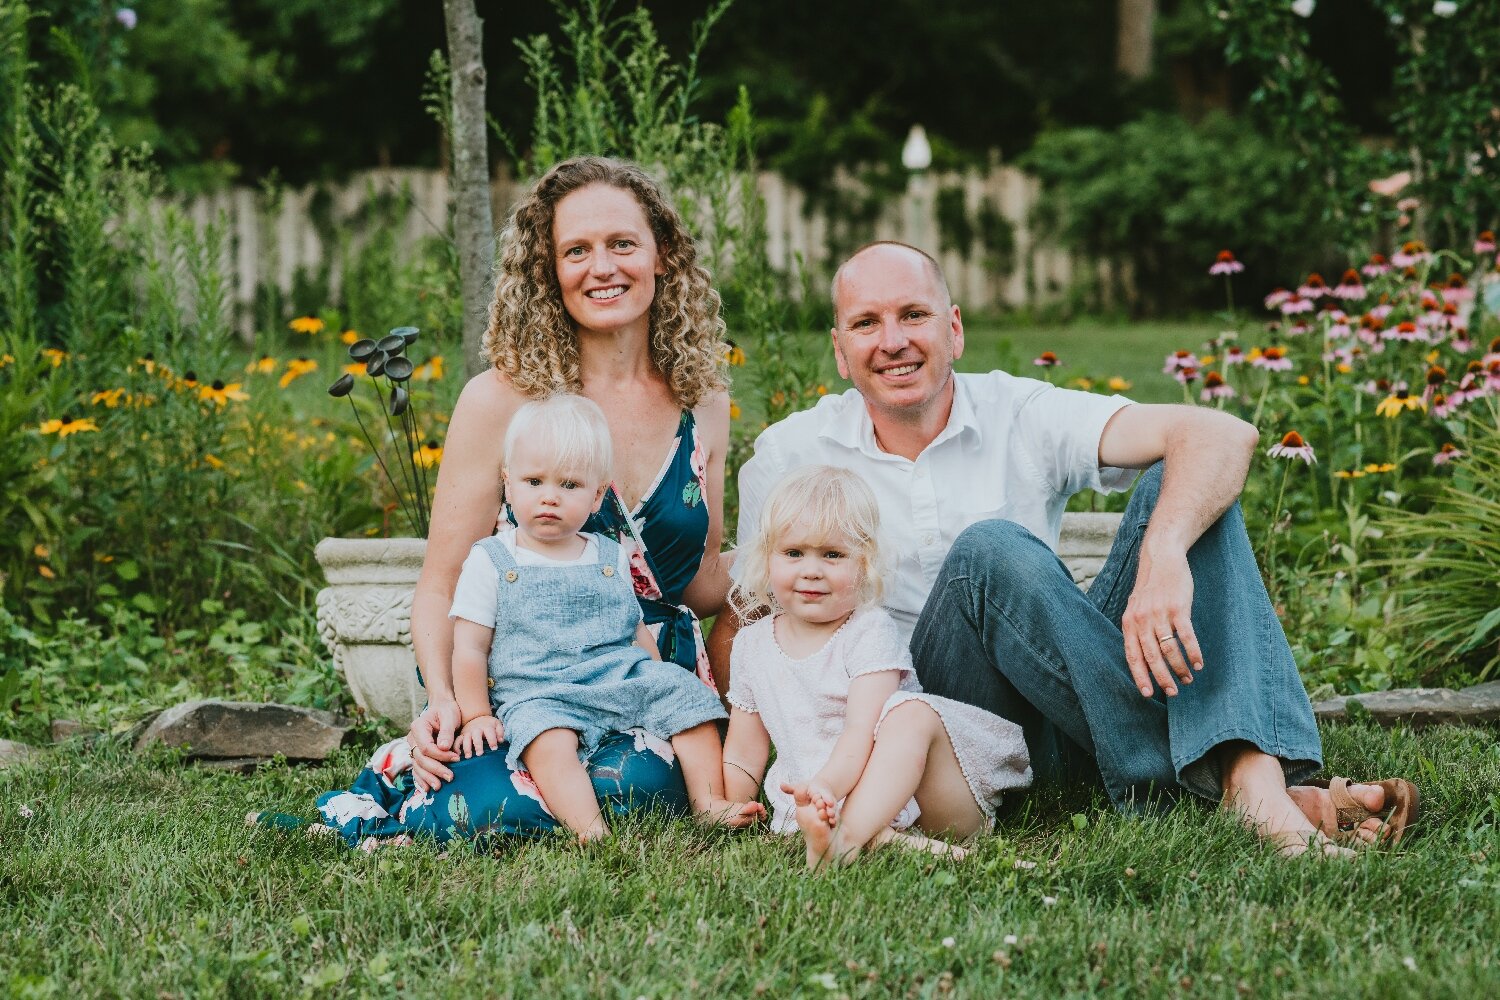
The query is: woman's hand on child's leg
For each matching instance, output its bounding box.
[457,715,505,758]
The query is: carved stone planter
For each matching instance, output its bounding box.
[310,515,1124,727]
[315,537,427,725]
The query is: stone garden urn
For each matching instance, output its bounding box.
[311,513,1124,726]
[315,537,427,725]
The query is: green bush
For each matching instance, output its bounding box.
[1021,112,1342,315]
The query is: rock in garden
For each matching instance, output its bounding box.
[134,700,351,761]
[0,739,40,769]
[1311,683,1500,727]
[51,719,98,742]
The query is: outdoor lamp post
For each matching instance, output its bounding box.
[901,124,933,252]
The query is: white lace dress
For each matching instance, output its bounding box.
[727,606,1032,834]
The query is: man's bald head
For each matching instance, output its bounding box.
[830,241,951,322]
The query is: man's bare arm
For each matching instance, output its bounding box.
[1097,404,1260,698]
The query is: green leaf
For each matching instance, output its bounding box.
[301,962,346,989]
[1071,812,1089,831]
[114,560,140,581]
[130,593,159,615]
[289,914,311,938]
[1464,607,1500,651]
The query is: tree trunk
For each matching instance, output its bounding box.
[1116,0,1155,80]
[443,0,494,379]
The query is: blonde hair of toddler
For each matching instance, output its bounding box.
[731,465,886,620]
[502,393,613,487]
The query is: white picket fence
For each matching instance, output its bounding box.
[173,165,1092,321]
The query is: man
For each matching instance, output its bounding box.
[712,241,1409,855]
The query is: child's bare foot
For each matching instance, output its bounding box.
[796,797,844,870]
[696,797,767,829]
[870,827,970,861]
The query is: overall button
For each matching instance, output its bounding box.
[504,569,519,583]
[602,565,615,577]
[487,677,495,688]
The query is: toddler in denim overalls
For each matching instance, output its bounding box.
[446,394,763,840]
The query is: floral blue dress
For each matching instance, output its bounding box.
[261,412,718,848]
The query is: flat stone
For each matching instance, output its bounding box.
[134,700,351,761]
[0,739,40,768]
[193,758,268,775]
[51,719,99,743]
[1312,683,1500,727]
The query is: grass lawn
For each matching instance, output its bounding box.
[4,722,1497,997]
[802,319,1215,405]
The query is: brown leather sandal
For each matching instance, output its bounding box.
[1306,776,1420,847]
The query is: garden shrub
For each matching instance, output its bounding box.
[1021,111,1342,315]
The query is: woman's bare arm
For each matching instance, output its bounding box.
[407,369,523,788]
[679,390,732,619]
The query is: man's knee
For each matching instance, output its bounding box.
[947,519,1059,582]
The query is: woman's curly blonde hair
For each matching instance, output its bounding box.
[482,156,729,409]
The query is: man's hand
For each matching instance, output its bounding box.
[457,715,504,759]
[1120,547,1203,698]
[408,700,462,791]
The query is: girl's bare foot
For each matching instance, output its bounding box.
[797,798,843,870]
[870,827,970,861]
[696,797,767,829]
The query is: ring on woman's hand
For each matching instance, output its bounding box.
[1156,633,1175,645]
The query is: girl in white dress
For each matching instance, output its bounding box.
[722,466,1032,869]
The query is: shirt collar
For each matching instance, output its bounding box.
[819,376,979,460]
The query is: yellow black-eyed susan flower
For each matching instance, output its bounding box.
[729,400,741,420]
[289,316,325,335]
[724,341,746,366]
[342,362,366,377]
[199,380,249,406]
[0,353,14,369]
[91,388,127,407]
[1363,462,1397,474]
[38,565,55,579]
[1375,389,1424,418]
[135,353,157,374]
[1333,469,1366,479]
[32,544,48,559]
[279,358,318,388]
[203,453,226,469]
[178,370,200,390]
[340,330,360,345]
[1108,376,1132,392]
[413,355,446,381]
[247,356,278,374]
[43,348,68,367]
[415,440,443,468]
[39,415,100,437]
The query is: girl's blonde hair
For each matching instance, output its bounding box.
[502,393,613,486]
[482,156,729,409]
[731,465,887,619]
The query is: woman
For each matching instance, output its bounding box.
[313,156,735,845]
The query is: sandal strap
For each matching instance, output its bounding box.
[1327,776,1371,827]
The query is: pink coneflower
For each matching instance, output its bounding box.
[1433,443,1464,466]
[1253,346,1293,371]
[1362,254,1392,277]
[1174,366,1200,385]
[1209,250,1245,275]
[1441,273,1472,304]
[1369,301,1394,320]
[1264,288,1292,310]
[1422,365,1447,404]
[1223,345,1246,366]
[1033,351,1060,367]
[1331,269,1366,300]
[1326,309,1352,338]
[1484,337,1500,365]
[1297,273,1329,298]
[1476,231,1496,255]
[1392,321,1427,343]
[1360,377,1396,397]
[1163,350,1199,373]
[1487,360,1500,392]
[1268,430,1316,464]
[1281,294,1314,315]
[1391,241,1431,268]
[1431,392,1458,418]
[1450,329,1473,353]
[1200,371,1235,400]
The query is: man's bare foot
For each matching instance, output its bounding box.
[1221,745,1352,859]
[869,827,970,861]
[1287,782,1388,845]
[696,797,767,829]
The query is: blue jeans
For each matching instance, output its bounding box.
[909,463,1322,808]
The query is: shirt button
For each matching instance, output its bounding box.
[923,533,935,545]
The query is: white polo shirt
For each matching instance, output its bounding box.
[733,371,1138,641]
